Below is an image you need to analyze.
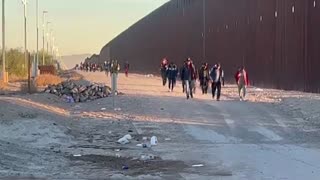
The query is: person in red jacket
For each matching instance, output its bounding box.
[235,66,249,101]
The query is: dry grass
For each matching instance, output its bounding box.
[35,74,62,87]
[9,74,27,82]
[59,70,83,81]
[0,80,6,90]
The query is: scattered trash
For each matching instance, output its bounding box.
[142,137,148,141]
[114,108,121,111]
[192,164,204,167]
[53,150,61,153]
[53,123,57,126]
[117,134,132,144]
[143,144,148,148]
[65,95,75,103]
[140,154,156,161]
[118,137,130,145]
[73,154,82,157]
[160,108,164,110]
[136,144,143,147]
[108,131,112,134]
[165,138,171,141]
[122,165,129,170]
[255,88,264,92]
[150,136,158,146]
[124,134,132,140]
[128,130,133,133]
[114,149,121,152]
[116,153,121,158]
[101,108,106,111]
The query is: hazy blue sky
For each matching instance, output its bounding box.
[1,0,169,55]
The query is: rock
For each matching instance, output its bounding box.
[45,80,115,103]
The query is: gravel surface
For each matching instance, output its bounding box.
[0,71,319,179]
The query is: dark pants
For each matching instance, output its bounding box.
[212,81,221,100]
[182,80,185,92]
[168,78,176,90]
[200,79,209,94]
[161,72,167,86]
[125,69,129,77]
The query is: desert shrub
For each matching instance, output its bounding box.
[35,74,62,87]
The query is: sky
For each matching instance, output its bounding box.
[1,0,169,56]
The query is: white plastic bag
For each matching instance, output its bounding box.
[150,136,158,146]
[117,134,132,144]
[124,134,132,140]
[117,137,129,144]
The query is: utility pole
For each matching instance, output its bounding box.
[35,0,38,75]
[42,10,47,65]
[46,23,50,54]
[2,0,6,82]
[22,0,27,72]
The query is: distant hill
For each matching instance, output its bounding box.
[60,54,91,69]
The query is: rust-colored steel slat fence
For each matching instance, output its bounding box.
[98,0,320,93]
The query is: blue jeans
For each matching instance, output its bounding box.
[184,80,193,98]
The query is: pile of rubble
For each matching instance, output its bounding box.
[44,81,112,102]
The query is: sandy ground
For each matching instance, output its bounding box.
[0,71,319,179]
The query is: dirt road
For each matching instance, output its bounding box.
[0,71,320,179]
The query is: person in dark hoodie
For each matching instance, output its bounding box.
[160,58,169,86]
[180,62,186,93]
[199,63,210,94]
[210,63,224,101]
[167,62,178,92]
[181,59,193,99]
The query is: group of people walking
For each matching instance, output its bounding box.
[103,61,130,77]
[160,57,249,101]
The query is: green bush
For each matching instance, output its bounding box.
[0,48,53,78]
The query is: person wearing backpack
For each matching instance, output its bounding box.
[167,62,178,92]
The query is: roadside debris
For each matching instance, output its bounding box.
[117,134,132,144]
[165,138,171,141]
[150,136,158,146]
[122,165,129,170]
[73,154,82,157]
[140,154,156,161]
[44,81,113,102]
[192,164,204,167]
[254,88,264,92]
